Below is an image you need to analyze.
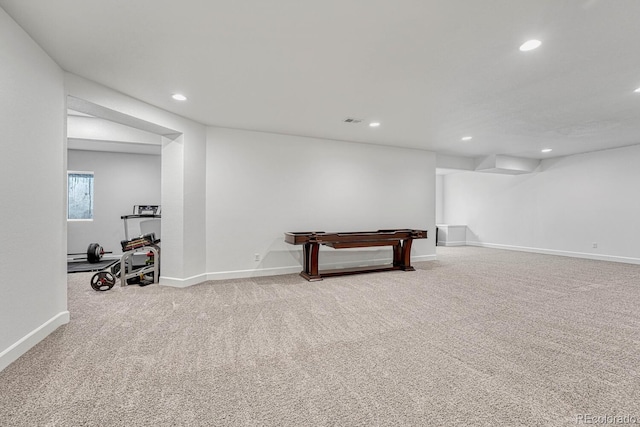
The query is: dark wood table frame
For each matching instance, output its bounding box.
[284,229,428,281]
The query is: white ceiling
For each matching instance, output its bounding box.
[2,0,640,159]
[67,113,162,155]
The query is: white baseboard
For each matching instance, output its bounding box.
[162,255,438,285]
[207,265,302,281]
[0,311,70,372]
[466,241,640,265]
[208,255,438,281]
[438,241,466,247]
[159,273,209,288]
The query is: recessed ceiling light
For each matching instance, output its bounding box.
[369,122,381,127]
[519,39,542,52]
[541,148,552,153]
[634,87,640,93]
[172,93,187,101]
[461,136,472,141]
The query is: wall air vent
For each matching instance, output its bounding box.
[343,117,363,124]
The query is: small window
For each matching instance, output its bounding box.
[68,172,94,220]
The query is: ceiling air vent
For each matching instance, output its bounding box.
[343,117,363,124]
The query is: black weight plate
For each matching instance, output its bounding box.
[90,271,116,291]
[87,243,101,263]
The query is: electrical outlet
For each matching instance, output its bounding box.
[254,253,260,262]
[592,242,598,249]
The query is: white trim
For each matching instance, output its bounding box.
[159,273,209,288]
[208,256,438,282]
[439,241,466,247]
[0,311,70,372]
[160,255,437,286]
[207,265,302,281]
[467,241,640,265]
[67,170,94,175]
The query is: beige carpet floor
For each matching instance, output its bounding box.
[1,246,639,426]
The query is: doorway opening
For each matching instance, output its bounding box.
[65,96,179,278]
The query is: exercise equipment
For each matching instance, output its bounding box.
[87,243,104,263]
[90,271,116,291]
[68,243,112,263]
[90,205,161,292]
[90,233,160,291]
[121,205,161,241]
[118,232,160,287]
[68,258,118,274]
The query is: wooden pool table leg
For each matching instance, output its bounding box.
[301,242,322,281]
[393,243,402,267]
[399,238,415,271]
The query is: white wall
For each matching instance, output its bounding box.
[64,74,207,286]
[67,115,162,155]
[0,8,67,371]
[442,144,640,263]
[206,127,436,279]
[0,5,438,372]
[67,150,161,255]
[435,174,444,224]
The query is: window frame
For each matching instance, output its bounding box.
[67,170,95,222]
